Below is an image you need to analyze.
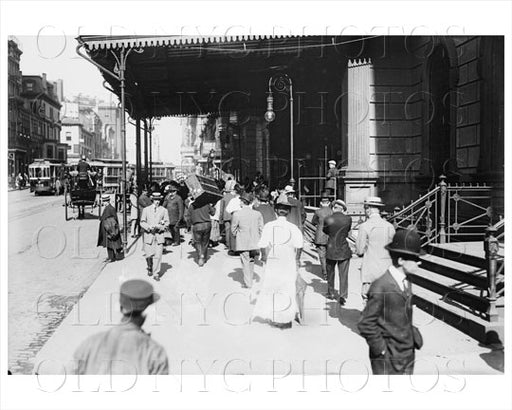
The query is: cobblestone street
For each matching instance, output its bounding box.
[8,189,107,373]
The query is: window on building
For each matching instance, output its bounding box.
[26,82,33,91]
[46,146,53,158]
[57,149,65,160]
[74,144,79,154]
[66,131,72,141]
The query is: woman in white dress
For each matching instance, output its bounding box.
[252,194,303,329]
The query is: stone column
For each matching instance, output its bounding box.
[341,58,379,213]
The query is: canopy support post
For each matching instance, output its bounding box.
[135,118,142,194]
[143,119,149,188]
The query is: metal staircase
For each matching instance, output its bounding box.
[304,176,505,344]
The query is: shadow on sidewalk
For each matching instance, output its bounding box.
[327,302,362,334]
[302,259,324,280]
[185,248,220,261]
[228,267,245,287]
[158,262,172,279]
[479,341,504,373]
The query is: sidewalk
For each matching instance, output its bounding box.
[34,232,504,375]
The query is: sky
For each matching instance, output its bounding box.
[17,35,184,165]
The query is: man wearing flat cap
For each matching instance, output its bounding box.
[73,279,168,375]
[356,196,395,303]
[140,192,170,280]
[97,194,123,262]
[358,229,424,375]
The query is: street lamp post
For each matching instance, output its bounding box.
[264,74,294,186]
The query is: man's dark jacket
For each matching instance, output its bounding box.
[322,212,352,260]
[357,270,422,374]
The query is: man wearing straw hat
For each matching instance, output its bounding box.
[97,193,123,262]
[73,279,168,375]
[358,229,425,375]
[356,196,395,303]
[140,192,170,280]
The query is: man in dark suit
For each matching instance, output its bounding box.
[97,194,123,262]
[311,192,332,279]
[322,199,352,305]
[231,192,264,288]
[357,229,425,375]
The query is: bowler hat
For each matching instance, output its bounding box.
[385,229,426,258]
[151,192,163,200]
[167,184,177,192]
[364,196,385,207]
[119,279,160,313]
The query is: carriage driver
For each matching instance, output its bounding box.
[77,155,92,189]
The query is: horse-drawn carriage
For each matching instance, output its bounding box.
[64,159,104,220]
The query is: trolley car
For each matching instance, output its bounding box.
[28,159,65,195]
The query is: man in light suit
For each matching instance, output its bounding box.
[231,192,264,288]
[140,192,170,281]
[356,196,396,302]
[358,229,424,375]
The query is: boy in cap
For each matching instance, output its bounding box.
[97,194,123,262]
[358,229,424,375]
[356,196,396,302]
[73,279,168,375]
[140,192,170,280]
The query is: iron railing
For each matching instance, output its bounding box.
[298,176,337,207]
[387,175,494,245]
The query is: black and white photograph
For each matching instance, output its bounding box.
[1,1,511,410]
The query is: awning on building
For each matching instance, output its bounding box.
[76,35,364,118]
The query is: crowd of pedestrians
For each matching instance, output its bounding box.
[89,169,425,376]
